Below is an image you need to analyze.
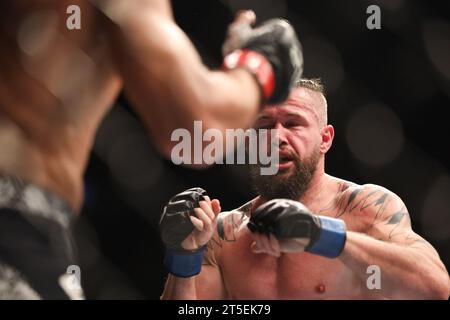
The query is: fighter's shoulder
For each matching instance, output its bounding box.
[326,177,405,215]
[339,181,407,221]
[333,176,400,201]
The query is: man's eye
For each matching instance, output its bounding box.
[256,123,273,129]
[285,121,300,127]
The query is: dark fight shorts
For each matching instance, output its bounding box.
[0,176,82,299]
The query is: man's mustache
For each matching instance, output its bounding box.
[277,147,299,161]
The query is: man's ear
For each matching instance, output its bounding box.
[320,125,334,154]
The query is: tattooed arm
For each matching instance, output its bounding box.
[338,184,450,299]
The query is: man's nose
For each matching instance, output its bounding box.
[273,123,289,147]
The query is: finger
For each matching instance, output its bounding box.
[223,10,256,56]
[268,234,281,257]
[227,10,255,39]
[258,233,279,257]
[252,233,270,254]
[233,10,256,27]
[251,241,264,254]
[190,215,204,232]
[193,207,212,230]
[258,234,275,255]
[203,197,218,219]
[199,201,215,221]
[211,199,221,216]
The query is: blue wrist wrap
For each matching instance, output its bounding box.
[164,247,205,277]
[306,216,346,258]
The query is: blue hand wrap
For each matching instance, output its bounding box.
[307,216,346,258]
[164,247,205,278]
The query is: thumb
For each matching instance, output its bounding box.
[227,10,256,37]
[232,10,256,27]
[211,199,221,216]
[223,10,256,56]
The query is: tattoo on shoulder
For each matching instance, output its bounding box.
[321,184,431,247]
[319,184,392,220]
[386,207,408,225]
[384,206,409,240]
[371,205,429,246]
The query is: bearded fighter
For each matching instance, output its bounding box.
[160,79,450,299]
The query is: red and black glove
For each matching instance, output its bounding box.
[222,14,304,105]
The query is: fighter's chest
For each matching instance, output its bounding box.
[219,229,357,299]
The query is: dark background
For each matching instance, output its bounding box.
[73,0,450,299]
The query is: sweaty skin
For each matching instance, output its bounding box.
[161,86,450,300]
[0,0,260,212]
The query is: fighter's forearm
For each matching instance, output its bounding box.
[90,0,173,25]
[102,5,260,159]
[339,231,449,299]
[161,275,198,300]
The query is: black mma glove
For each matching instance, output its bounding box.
[223,18,303,105]
[248,199,347,258]
[159,187,208,277]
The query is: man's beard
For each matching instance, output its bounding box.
[250,146,320,200]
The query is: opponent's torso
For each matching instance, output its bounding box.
[0,0,122,211]
[218,179,378,299]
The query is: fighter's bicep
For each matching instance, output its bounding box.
[106,7,205,96]
[361,188,434,250]
[104,7,209,156]
[195,265,227,300]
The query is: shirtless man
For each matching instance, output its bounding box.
[160,79,450,299]
[0,1,303,299]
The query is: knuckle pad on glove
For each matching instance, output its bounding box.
[159,188,208,251]
[249,199,319,241]
[240,19,304,104]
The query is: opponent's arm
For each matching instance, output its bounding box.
[92,0,303,159]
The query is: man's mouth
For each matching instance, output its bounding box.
[279,151,295,163]
[277,150,296,169]
[279,157,293,164]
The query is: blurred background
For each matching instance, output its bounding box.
[72,0,450,298]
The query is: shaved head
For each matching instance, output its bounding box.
[256,78,329,130]
[292,78,328,127]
